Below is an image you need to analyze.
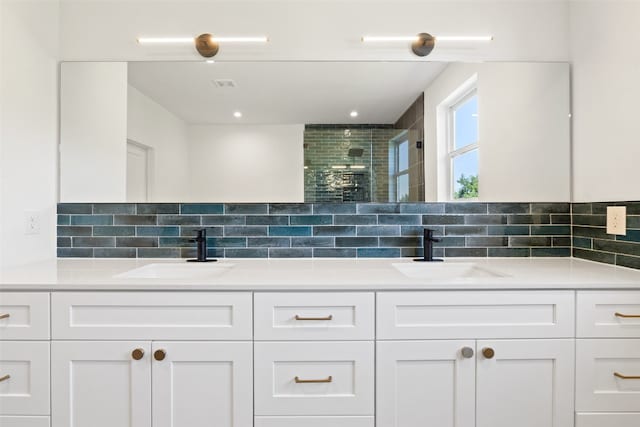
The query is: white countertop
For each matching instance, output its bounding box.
[1,257,640,291]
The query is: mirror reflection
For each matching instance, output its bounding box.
[59,61,570,203]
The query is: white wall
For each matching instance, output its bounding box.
[425,62,571,202]
[570,1,640,202]
[0,0,60,268]
[58,0,570,62]
[187,125,304,202]
[59,62,128,202]
[127,86,190,201]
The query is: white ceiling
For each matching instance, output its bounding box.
[128,61,447,125]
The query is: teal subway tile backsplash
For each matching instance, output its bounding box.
[57,202,574,260]
[571,201,640,269]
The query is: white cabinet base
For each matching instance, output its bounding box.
[0,417,50,427]
[255,416,374,427]
[576,413,640,427]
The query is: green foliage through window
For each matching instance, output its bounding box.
[455,174,478,199]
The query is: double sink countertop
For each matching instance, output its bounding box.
[1,258,640,291]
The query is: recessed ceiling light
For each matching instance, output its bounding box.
[350,111,359,118]
[205,59,215,64]
[234,111,243,118]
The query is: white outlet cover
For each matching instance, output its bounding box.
[24,210,41,235]
[606,206,626,235]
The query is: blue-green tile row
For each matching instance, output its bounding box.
[571,201,640,270]
[57,202,573,259]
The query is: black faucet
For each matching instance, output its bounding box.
[414,228,443,262]
[187,229,217,263]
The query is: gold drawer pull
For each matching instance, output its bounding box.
[614,372,640,380]
[615,312,640,319]
[0,374,10,382]
[0,314,9,320]
[294,315,333,321]
[295,376,333,384]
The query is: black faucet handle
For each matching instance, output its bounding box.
[423,228,441,242]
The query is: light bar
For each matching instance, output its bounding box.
[137,36,268,44]
[361,36,419,42]
[436,36,493,42]
[137,37,193,44]
[362,35,492,43]
[212,36,268,43]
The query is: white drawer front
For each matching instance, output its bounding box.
[576,413,640,427]
[254,342,374,416]
[0,417,50,427]
[255,416,374,427]
[52,292,252,340]
[377,291,575,339]
[254,293,374,341]
[576,339,640,412]
[578,291,640,338]
[0,342,50,416]
[0,293,49,340]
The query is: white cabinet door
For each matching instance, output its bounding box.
[476,339,574,427]
[0,342,50,415]
[152,342,252,427]
[376,340,475,427]
[51,341,151,427]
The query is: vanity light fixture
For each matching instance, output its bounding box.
[233,111,243,118]
[137,33,269,58]
[361,33,493,57]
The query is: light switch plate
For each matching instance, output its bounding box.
[607,206,626,235]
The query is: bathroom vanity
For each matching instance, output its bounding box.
[1,258,640,427]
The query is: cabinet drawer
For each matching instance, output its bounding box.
[576,413,640,427]
[254,342,374,416]
[0,417,50,427]
[0,293,49,340]
[255,416,374,427]
[377,291,575,339]
[52,292,252,340]
[254,293,374,340]
[577,291,640,337]
[576,339,640,412]
[0,342,50,415]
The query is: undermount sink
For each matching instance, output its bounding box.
[392,262,506,280]
[114,262,235,280]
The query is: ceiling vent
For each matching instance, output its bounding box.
[213,79,237,88]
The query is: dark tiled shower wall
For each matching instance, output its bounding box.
[57,202,571,259]
[572,201,640,270]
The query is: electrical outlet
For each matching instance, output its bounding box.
[24,210,41,235]
[607,206,627,235]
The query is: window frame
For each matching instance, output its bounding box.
[389,132,410,202]
[446,87,479,200]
